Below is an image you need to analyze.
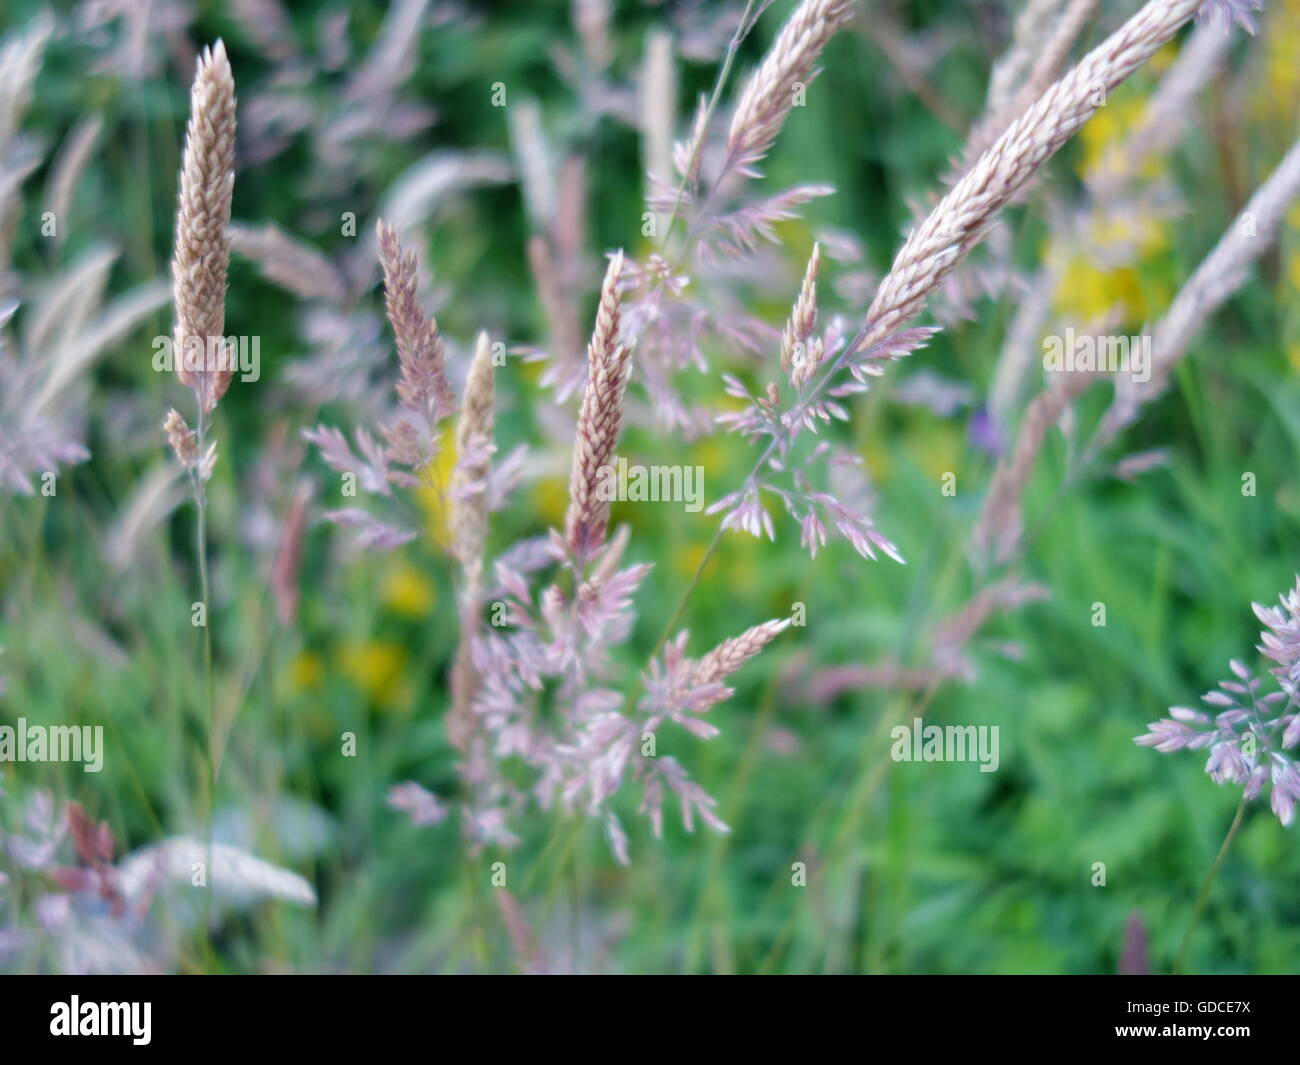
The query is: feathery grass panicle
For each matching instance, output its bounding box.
[783,241,822,388]
[0,18,52,297]
[715,2,1202,563]
[448,331,496,755]
[171,40,236,412]
[640,29,677,192]
[861,0,1203,355]
[985,0,1065,120]
[166,44,236,925]
[725,0,856,175]
[564,251,629,563]
[1097,137,1300,447]
[642,616,794,733]
[43,116,102,250]
[0,15,51,149]
[376,218,454,425]
[528,233,585,399]
[972,368,1098,566]
[117,837,316,908]
[450,330,495,583]
[989,16,1233,425]
[228,222,348,303]
[693,617,792,686]
[163,408,199,472]
[1136,576,1300,826]
[960,0,1100,174]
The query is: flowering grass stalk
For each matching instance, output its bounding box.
[669,0,1209,644]
[163,38,237,963]
[448,331,495,759]
[989,16,1234,424]
[1095,135,1300,450]
[655,0,767,247]
[957,0,1099,176]
[1136,580,1300,825]
[1137,577,1300,970]
[563,252,628,564]
[724,0,857,178]
[556,13,1221,870]
[222,0,1255,882]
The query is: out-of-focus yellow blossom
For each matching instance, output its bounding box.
[674,539,710,580]
[381,556,436,617]
[678,530,761,589]
[908,420,961,481]
[340,640,412,710]
[1053,211,1172,325]
[532,474,568,529]
[287,650,323,691]
[690,437,731,479]
[1286,341,1300,374]
[1079,86,1157,183]
[1087,214,1170,259]
[1148,37,1177,75]
[518,356,544,385]
[278,651,332,738]
[1062,39,1186,327]
[1055,259,1153,324]
[863,435,892,483]
[1258,0,1300,125]
[413,425,457,545]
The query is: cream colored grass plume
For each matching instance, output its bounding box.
[376,218,455,426]
[725,0,856,174]
[860,0,1204,357]
[170,40,236,418]
[564,250,629,564]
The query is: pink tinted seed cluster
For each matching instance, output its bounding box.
[1137,579,1300,825]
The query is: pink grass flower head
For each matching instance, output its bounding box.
[564,251,630,564]
[387,782,449,827]
[1136,578,1300,825]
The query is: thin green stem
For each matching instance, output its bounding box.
[1173,792,1248,975]
[193,403,215,967]
[656,0,766,251]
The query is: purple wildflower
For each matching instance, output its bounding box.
[967,406,1003,458]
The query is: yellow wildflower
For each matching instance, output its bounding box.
[413,425,458,545]
[340,640,411,710]
[381,557,436,618]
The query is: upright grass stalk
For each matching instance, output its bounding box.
[1174,792,1248,974]
[194,407,214,783]
[164,40,237,963]
[564,251,628,564]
